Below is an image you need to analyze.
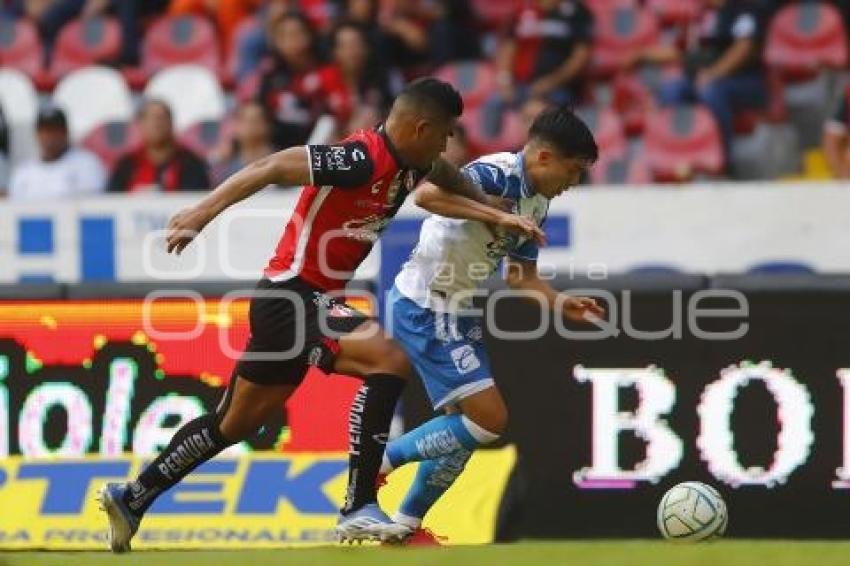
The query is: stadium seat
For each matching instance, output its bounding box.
[81,121,141,170]
[643,105,724,182]
[0,18,44,83]
[765,2,848,148]
[765,1,848,82]
[576,106,627,161]
[52,66,133,142]
[141,15,221,81]
[610,73,656,137]
[645,0,701,27]
[145,65,226,132]
[470,0,519,30]
[224,16,259,85]
[49,17,122,80]
[460,100,525,156]
[591,2,660,78]
[179,119,234,161]
[434,61,497,109]
[0,68,39,162]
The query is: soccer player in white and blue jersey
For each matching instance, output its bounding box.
[381,107,605,540]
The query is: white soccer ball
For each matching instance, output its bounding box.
[657,481,727,542]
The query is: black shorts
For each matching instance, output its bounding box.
[235,277,370,386]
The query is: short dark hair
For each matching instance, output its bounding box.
[396,78,464,121]
[529,106,598,163]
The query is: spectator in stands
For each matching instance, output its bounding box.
[657,0,769,160]
[256,12,328,147]
[168,0,263,51]
[823,89,850,179]
[112,0,171,65]
[0,105,9,196]
[231,0,289,82]
[211,100,273,185]
[338,0,388,58]
[322,20,397,136]
[108,99,210,193]
[378,0,434,77]
[9,106,105,201]
[495,0,594,107]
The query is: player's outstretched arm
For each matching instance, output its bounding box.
[165,146,313,254]
[504,257,606,323]
[414,181,546,246]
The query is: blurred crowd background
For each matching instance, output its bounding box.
[0,0,849,202]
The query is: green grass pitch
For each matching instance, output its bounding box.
[2,541,850,566]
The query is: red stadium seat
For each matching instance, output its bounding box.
[610,73,656,136]
[576,106,627,160]
[434,61,497,109]
[50,17,122,79]
[0,18,44,82]
[470,0,520,30]
[645,0,701,27]
[765,1,848,82]
[81,121,141,170]
[592,3,660,79]
[179,119,234,161]
[643,105,724,182]
[141,15,221,80]
[460,103,525,156]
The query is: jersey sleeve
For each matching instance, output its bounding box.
[462,160,523,198]
[307,140,375,188]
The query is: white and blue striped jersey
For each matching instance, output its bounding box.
[394,152,549,313]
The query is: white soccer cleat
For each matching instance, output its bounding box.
[336,504,412,544]
[97,482,141,553]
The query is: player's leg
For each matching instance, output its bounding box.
[99,278,311,552]
[383,385,505,473]
[385,387,506,533]
[98,374,295,552]
[327,319,414,541]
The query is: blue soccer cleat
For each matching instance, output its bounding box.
[336,503,412,544]
[96,483,141,553]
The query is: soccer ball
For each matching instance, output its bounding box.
[657,481,727,542]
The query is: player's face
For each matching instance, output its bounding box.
[413,118,455,169]
[536,154,590,199]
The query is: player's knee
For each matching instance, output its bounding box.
[468,405,507,438]
[365,339,411,377]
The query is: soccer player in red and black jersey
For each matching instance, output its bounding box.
[98,78,545,551]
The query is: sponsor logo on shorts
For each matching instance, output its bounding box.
[450,345,481,375]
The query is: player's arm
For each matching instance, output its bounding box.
[414,181,546,246]
[504,256,605,323]
[166,142,373,254]
[425,157,492,205]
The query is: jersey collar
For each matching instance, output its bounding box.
[518,151,535,197]
[376,124,409,169]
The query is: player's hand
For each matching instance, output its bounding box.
[497,213,546,247]
[165,205,214,255]
[562,295,606,323]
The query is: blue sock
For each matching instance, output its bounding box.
[383,414,498,470]
[396,448,473,527]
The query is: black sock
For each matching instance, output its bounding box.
[341,374,406,514]
[123,413,234,516]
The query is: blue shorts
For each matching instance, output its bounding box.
[388,285,493,410]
